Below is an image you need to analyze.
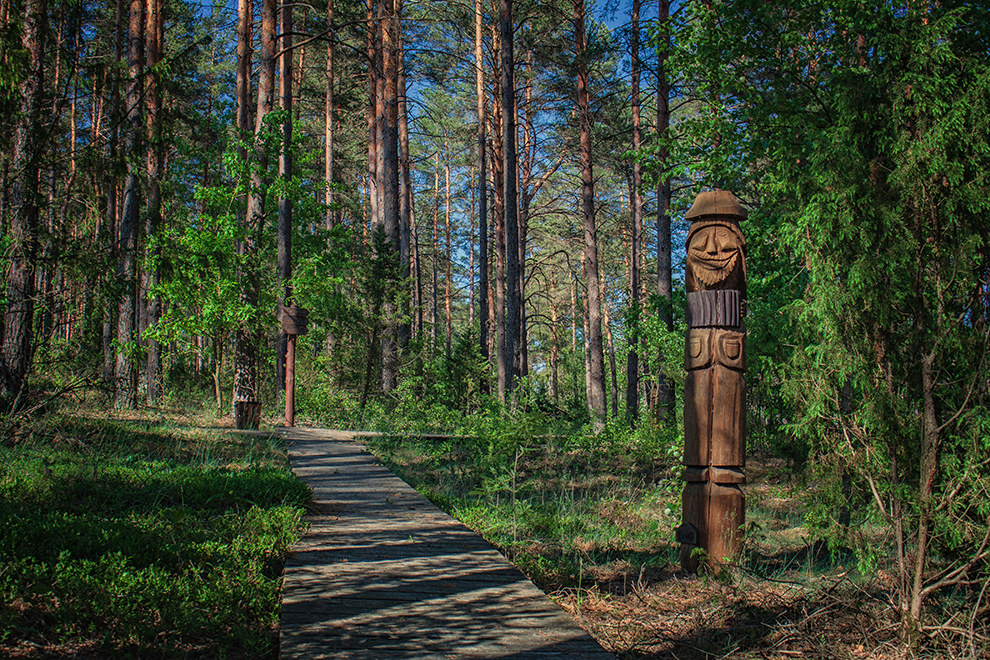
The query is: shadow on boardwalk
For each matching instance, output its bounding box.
[279,427,615,660]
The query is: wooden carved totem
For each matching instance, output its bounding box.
[676,190,747,572]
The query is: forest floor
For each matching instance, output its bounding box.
[364,432,976,660]
[2,400,976,659]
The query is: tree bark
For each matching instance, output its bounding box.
[365,0,378,243]
[604,294,618,418]
[277,0,293,400]
[379,0,400,393]
[144,0,163,405]
[397,2,412,350]
[1,0,47,408]
[114,0,144,410]
[575,0,605,422]
[233,0,275,417]
[325,0,335,229]
[475,0,490,378]
[489,21,505,389]
[444,159,452,358]
[626,0,643,423]
[432,153,440,348]
[500,0,521,402]
[103,0,125,385]
[655,0,674,418]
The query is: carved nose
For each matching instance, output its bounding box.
[704,231,719,255]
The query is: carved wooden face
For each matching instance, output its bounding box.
[688,223,743,286]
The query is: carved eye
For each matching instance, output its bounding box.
[723,338,741,360]
[716,227,736,251]
[688,337,703,358]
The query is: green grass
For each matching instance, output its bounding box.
[0,414,311,658]
[364,424,686,589]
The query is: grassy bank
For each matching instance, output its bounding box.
[0,412,310,659]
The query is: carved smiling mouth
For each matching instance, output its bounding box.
[690,250,739,285]
[693,253,736,270]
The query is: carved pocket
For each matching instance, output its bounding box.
[685,329,713,370]
[716,330,746,371]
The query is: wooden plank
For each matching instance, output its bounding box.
[279,428,614,660]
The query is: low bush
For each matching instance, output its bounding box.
[0,414,310,658]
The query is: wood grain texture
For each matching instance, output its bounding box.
[279,428,614,659]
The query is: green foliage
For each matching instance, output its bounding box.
[662,0,990,639]
[0,416,309,657]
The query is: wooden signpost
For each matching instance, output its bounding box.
[676,190,748,572]
[279,305,309,427]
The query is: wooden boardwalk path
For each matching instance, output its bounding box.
[279,427,614,660]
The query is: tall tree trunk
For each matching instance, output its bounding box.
[500,0,521,403]
[604,295,618,418]
[489,22,505,386]
[549,271,559,404]
[236,0,252,144]
[469,165,476,331]
[626,0,642,423]
[518,53,533,380]
[655,0,674,418]
[379,0,400,393]
[431,153,439,349]
[104,0,125,385]
[475,0,489,378]
[114,0,144,410]
[444,160,452,358]
[575,0,605,422]
[397,1,412,350]
[276,0,293,396]
[1,0,47,408]
[325,0,335,229]
[144,0,163,404]
[410,169,423,339]
[233,0,275,417]
[365,0,378,243]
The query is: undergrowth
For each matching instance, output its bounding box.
[362,412,989,659]
[0,413,311,659]
[365,412,685,590]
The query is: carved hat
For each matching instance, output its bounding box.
[684,190,748,222]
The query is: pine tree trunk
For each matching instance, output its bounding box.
[500,0,521,402]
[655,0,674,418]
[379,0,400,393]
[397,3,412,350]
[575,0,605,422]
[233,0,275,420]
[325,0,335,229]
[549,273,559,404]
[431,154,439,349]
[444,160,452,358]
[518,56,533,380]
[144,0,163,405]
[604,297,618,419]
[1,0,47,408]
[626,0,642,423]
[114,0,144,410]
[489,24,505,389]
[103,0,125,385]
[365,0,378,243]
[475,0,489,377]
[276,0,293,398]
